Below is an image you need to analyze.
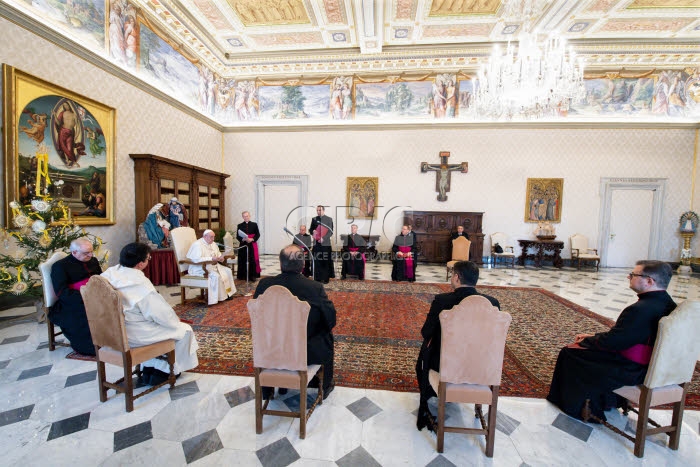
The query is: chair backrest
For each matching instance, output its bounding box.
[439,295,512,386]
[80,275,130,352]
[171,227,197,273]
[39,251,69,308]
[451,236,471,261]
[570,234,589,253]
[644,300,700,388]
[490,232,509,252]
[248,285,311,371]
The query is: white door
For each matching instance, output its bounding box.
[263,184,299,254]
[606,189,654,267]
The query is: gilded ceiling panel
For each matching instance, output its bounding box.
[225,0,311,26]
[599,17,694,33]
[428,0,501,16]
[422,23,493,38]
[627,0,700,8]
[249,31,324,46]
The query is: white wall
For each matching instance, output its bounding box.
[224,127,697,262]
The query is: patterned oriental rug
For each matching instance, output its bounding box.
[174,281,700,408]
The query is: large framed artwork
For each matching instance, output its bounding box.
[3,65,115,226]
[346,177,378,219]
[524,178,563,223]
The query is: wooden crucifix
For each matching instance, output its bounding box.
[420,151,468,201]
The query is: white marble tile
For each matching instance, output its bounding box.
[0,418,52,466]
[510,424,608,466]
[361,410,438,467]
[289,459,337,467]
[365,387,420,414]
[188,447,263,466]
[32,379,102,422]
[324,385,367,408]
[89,386,173,432]
[150,392,231,442]
[100,438,186,467]
[193,373,254,395]
[288,404,363,461]
[13,427,113,466]
[217,399,294,451]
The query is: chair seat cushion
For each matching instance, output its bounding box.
[98,339,176,367]
[575,254,599,260]
[429,369,493,405]
[446,261,458,268]
[180,276,209,287]
[493,252,515,257]
[613,384,684,407]
[258,364,322,389]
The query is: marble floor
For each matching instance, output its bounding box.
[1,258,699,466]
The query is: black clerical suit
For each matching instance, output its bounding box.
[50,255,102,355]
[547,290,676,421]
[236,220,261,280]
[450,231,470,240]
[293,233,313,277]
[341,234,366,279]
[310,214,334,283]
[254,272,336,391]
[391,233,417,282]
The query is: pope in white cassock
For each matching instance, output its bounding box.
[101,242,199,376]
[186,229,236,304]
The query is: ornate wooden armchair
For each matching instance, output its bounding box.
[490,232,515,268]
[570,234,600,270]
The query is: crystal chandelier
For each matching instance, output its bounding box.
[475,32,586,120]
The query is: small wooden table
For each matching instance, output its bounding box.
[517,239,564,268]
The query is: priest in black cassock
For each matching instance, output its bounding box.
[392,225,417,282]
[310,205,335,284]
[294,224,313,278]
[50,238,102,355]
[341,224,366,280]
[236,211,261,281]
[450,225,470,240]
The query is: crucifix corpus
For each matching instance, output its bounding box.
[420,151,468,201]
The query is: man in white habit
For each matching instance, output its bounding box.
[186,229,236,304]
[101,242,199,384]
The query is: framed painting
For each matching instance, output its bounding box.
[346,177,378,219]
[524,178,563,223]
[3,65,116,226]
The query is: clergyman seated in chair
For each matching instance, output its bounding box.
[547,260,676,422]
[101,242,199,385]
[254,245,337,399]
[186,229,236,304]
[341,224,366,280]
[49,238,102,355]
[415,260,500,432]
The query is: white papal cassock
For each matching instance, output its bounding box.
[186,238,236,304]
[101,265,199,374]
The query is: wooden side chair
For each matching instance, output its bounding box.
[247,285,324,439]
[490,232,515,268]
[446,236,471,281]
[429,295,512,456]
[570,234,600,270]
[38,251,69,351]
[585,300,700,457]
[170,227,217,305]
[81,275,176,412]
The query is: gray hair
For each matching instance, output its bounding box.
[69,237,92,253]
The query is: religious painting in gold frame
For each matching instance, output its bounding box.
[524,178,563,223]
[346,177,378,219]
[2,65,115,226]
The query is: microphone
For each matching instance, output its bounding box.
[283,227,294,236]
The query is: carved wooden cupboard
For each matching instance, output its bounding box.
[403,211,484,263]
[130,154,230,238]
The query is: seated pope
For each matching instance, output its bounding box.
[101,242,199,385]
[186,229,236,304]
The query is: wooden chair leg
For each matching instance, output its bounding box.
[167,350,176,389]
[96,354,108,403]
[47,318,56,351]
[669,383,688,450]
[254,368,263,434]
[180,286,186,305]
[299,371,307,439]
[634,386,653,458]
[123,353,135,412]
[485,386,499,457]
[437,382,446,453]
[318,365,324,404]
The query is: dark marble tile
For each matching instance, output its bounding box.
[224,386,255,408]
[18,364,52,380]
[496,410,520,436]
[1,335,30,345]
[0,404,34,427]
[551,413,592,442]
[337,446,382,467]
[47,412,90,441]
[583,298,600,303]
[65,370,97,388]
[611,299,628,303]
[605,307,620,312]
[182,428,223,464]
[567,291,581,295]
[36,342,50,350]
[255,437,300,467]
[0,359,10,369]
[114,421,152,452]
[425,454,458,467]
[346,397,382,422]
[169,381,199,401]
[282,391,319,413]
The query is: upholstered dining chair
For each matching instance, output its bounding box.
[570,234,600,270]
[38,251,69,351]
[247,285,324,439]
[170,227,217,305]
[490,232,515,268]
[446,236,471,281]
[584,300,700,457]
[429,295,512,456]
[81,275,176,412]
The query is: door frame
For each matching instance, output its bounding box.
[598,177,666,267]
[255,175,308,254]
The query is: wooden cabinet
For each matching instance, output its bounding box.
[404,211,484,263]
[130,154,230,238]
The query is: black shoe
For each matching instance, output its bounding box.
[416,409,437,433]
[322,383,335,400]
[341,276,347,280]
[261,387,273,400]
[278,388,288,395]
[148,369,171,386]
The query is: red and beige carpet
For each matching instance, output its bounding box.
[173,280,700,409]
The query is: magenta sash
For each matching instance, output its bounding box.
[620,344,653,365]
[349,247,366,264]
[398,246,414,279]
[68,277,90,290]
[248,234,261,274]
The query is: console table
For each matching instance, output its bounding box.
[339,234,380,261]
[517,239,564,268]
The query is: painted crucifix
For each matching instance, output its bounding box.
[420,151,468,201]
